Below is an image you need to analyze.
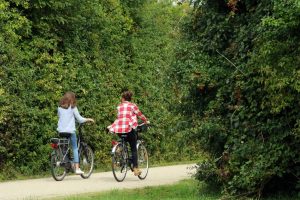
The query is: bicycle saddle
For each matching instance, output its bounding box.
[59,132,72,138]
[50,138,60,144]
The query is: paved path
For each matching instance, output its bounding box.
[0,164,196,200]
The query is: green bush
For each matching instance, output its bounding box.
[0,0,200,180]
[174,0,300,198]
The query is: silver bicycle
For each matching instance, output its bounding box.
[50,123,94,181]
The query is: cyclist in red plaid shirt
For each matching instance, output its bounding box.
[108,90,149,176]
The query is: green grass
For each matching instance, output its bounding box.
[54,179,299,200]
[149,160,198,167]
[56,179,220,200]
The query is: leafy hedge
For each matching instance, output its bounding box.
[0,0,200,180]
[174,0,300,198]
[3,0,298,197]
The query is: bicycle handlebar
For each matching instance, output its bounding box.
[78,121,94,135]
[137,123,150,133]
[107,123,150,134]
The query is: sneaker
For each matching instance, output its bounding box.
[133,168,142,176]
[75,168,84,175]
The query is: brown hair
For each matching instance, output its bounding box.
[122,90,133,101]
[59,91,77,109]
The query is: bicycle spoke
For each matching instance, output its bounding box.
[80,145,94,179]
[50,150,66,181]
[112,144,127,182]
[137,144,149,180]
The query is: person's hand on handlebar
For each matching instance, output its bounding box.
[107,125,114,134]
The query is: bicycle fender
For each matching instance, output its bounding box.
[51,150,56,156]
[111,144,118,154]
[136,140,142,149]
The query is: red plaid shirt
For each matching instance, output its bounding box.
[108,101,147,133]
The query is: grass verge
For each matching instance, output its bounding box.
[56,179,220,200]
[54,178,299,200]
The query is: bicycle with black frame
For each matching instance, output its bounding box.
[111,123,149,182]
[50,122,94,181]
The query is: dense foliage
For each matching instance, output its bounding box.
[0,0,201,180]
[1,0,299,198]
[174,0,300,198]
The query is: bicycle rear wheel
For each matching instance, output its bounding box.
[79,144,94,179]
[137,143,149,180]
[50,150,66,181]
[112,143,127,182]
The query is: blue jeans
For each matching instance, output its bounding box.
[70,133,79,163]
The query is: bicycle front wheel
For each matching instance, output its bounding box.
[50,150,66,181]
[112,143,127,182]
[79,144,94,179]
[137,143,149,180]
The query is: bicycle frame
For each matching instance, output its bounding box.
[111,135,125,153]
[112,135,130,162]
[50,136,72,168]
[111,124,149,182]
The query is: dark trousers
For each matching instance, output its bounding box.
[122,129,138,168]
